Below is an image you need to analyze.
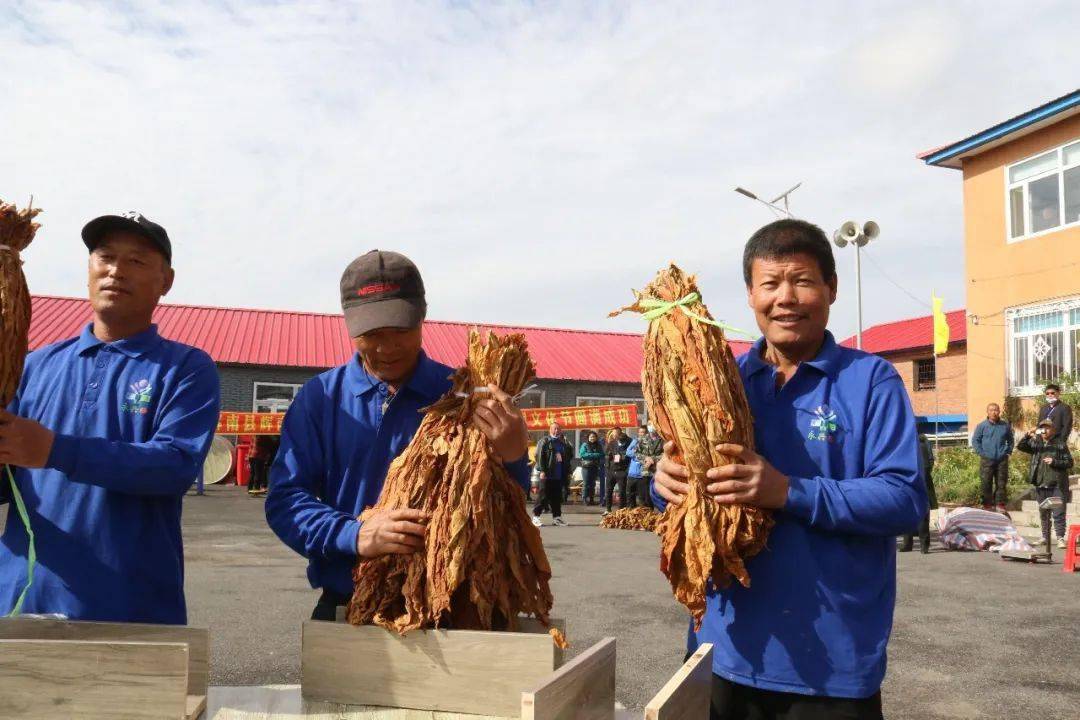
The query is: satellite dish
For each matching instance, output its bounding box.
[202,435,235,485]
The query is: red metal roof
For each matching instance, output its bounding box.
[839,309,967,354]
[30,295,756,384]
[32,295,966,377]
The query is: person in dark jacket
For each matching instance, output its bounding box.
[1017,419,1074,549]
[634,426,663,509]
[1037,383,1073,443]
[532,422,570,527]
[971,402,1014,512]
[603,427,632,515]
[578,430,604,505]
[900,434,938,553]
[249,434,280,496]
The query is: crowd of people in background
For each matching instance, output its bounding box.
[959,383,1075,550]
[518,422,665,526]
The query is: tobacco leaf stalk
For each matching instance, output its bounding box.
[0,200,41,406]
[347,330,565,647]
[611,264,772,627]
[0,198,41,617]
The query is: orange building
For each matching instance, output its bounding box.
[922,90,1080,429]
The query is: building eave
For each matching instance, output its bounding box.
[919,90,1080,170]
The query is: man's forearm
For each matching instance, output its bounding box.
[46,435,204,496]
[265,481,362,559]
[784,473,925,536]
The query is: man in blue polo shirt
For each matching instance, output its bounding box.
[265,250,531,621]
[653,219,925,720]
[0,211,220,623]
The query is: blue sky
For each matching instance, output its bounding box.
[2,1,1076,338]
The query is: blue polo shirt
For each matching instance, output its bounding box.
[0,324,220,623]
[654,331,924,698]
[265,351,531,597]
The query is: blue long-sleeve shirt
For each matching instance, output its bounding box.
[0,324,220,623]
[971,419,1013,461]
[265,351,531,597]
[653,332,924,698]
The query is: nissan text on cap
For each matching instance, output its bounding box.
[340,250,427,337]
[81,211,173,264]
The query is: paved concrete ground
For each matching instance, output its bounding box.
[7,484,1078,717]
[181,486,1080,718]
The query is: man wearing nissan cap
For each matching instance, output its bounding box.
[0,211,221,622]
[265,250,532,621]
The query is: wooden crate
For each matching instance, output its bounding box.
[0,616,209,720]
[302,618,613,718]
[643,644,713,720]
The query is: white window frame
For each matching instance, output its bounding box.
[1004,137,1080,243]
[1005,296,1080,397]
[252,382,303,413]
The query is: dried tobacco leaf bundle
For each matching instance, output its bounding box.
[0,200,41,406]
[611,264,772,627]
[348,330,563,645]
[599,506,662,532]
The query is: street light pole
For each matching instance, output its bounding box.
[832,221,879,350]
[855,243,863,350]
[734,183,800,218]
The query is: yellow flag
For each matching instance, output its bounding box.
[932,294,949,355]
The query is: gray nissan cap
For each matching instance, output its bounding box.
[340,250,427,337]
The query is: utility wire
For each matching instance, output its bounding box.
[860,247,932,310]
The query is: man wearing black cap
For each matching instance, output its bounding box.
[266,250,532,621]
[0,211,221,622]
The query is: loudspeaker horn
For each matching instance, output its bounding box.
[859,220,880,246]
[835,220,860,248]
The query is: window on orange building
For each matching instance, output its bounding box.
[1006,139,1080,240]
[1006,301,1080,396]
[914,358,936,391]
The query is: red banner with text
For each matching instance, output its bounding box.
[218,405,638,435]
[217,411,286,435]
[522,404,638,431]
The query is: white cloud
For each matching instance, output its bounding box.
[1,0,1076,339]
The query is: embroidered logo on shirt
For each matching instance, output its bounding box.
[122,379,153,414]
[808,405,838,442]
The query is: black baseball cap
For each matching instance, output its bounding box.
[82,211,172,264]
[340,250,426,337]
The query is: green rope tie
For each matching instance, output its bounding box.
[638,292,758,338]
[6,464,35,616]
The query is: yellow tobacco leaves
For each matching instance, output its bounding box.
[612,264,772,627]
[347,330,559,637]
[0,200,41,406]
[599,507,662,532]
